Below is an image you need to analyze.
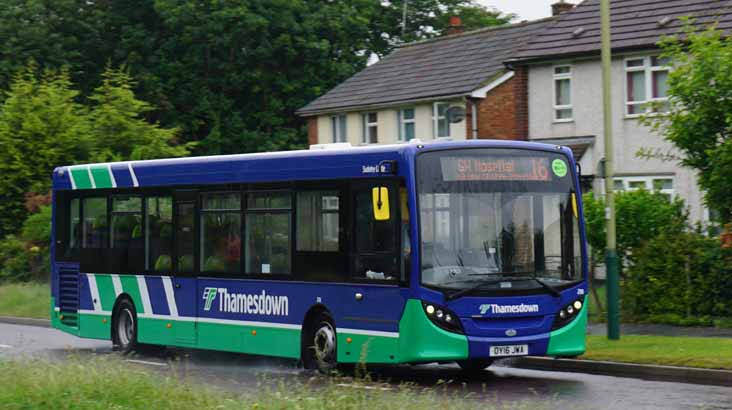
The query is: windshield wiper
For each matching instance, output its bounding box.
[445,276,560,300]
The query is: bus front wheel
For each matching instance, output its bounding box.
[112,298,138,354]
[304,312,337,373]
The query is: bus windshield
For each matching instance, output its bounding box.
[417,148,583,293]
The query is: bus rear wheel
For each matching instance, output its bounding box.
[112,299,138,354]
[304,312,337,373]
[457,359,493,373]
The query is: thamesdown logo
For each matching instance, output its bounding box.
[203,287,218,311]
[202,288,289,316]
[479,303,540,315]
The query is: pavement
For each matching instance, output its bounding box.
[1,322,732,410]
[587,322,732,338]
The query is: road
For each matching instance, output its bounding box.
[1,322,730,410]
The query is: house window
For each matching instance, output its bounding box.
[553,65,573,121]
[433,103,450,138]
[614,177,674,199]
[397,108,416,142]
[361,112,378,144]
[331,114,347,143]
[625,56,670,116]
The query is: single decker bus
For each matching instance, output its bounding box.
[50,140,588,372]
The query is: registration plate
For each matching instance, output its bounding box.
[489,344,528,357]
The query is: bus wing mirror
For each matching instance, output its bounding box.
[372,187,391,221]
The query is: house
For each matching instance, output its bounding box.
[508,0,732,222]
[296,16,555,145]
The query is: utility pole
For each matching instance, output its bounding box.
[601,0,620,340]
[401,0,409,38]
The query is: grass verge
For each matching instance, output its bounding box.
[0,357,557,410]
[0,281,49,319]
[584,335,732,370]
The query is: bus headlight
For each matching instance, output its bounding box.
[422,302,464,334]
[552,298,584,330]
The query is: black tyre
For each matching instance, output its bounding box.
[457,359,493,373]
[112,298,138,354]
[303,312,338,373]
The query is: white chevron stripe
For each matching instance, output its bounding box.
[161,277,179,317]
[111,275,123,297]
[86,166,96,189]
[137,276,153,315]
[108,164,117,188]
[68,167,77,190]
[128,163,139,187]
[87,274,102,312]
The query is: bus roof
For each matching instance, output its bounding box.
[52,139,573,191]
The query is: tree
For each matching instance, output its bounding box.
[88,66,193,162]
[645,24,732,223]
[0,65,92,236]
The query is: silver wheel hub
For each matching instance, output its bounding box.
[313,323,336,365]
[118,309,134,346]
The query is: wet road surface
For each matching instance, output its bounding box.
[1,322,730,410]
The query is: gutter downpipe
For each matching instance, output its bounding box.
[471,100,478,139]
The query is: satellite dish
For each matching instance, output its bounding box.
[446,106,466,123]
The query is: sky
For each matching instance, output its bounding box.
[477,0,573,21]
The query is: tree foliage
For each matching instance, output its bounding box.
[646,24,732,223]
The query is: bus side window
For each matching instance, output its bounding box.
[82,197,108,249]
[146,196,173,272]
[353,185,398,281]
[245,192,292,275]
[295,190,346,282]
[111,196,144,273]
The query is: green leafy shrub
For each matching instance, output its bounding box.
[624,230,732,321]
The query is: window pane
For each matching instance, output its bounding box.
[653,178,673,191]
[437,118,449,138]
[354,189,397,280]
[652,70,669,99]
[405,122,415,140]
[614,180,626,191]
[555,108,573,120]
[437,103,448,116]
[111,214,142,249]
[627,71,646,102]
[202,193,240,210]
[338,115,347,142]
[246,213,291,274]
[176,203,195,272]
[331,117,337,143]
[297,191,340,252]
[248,192,291,209]
[627,103,645,115]
[628,181,647,190]
[201,213,241,273]
[113,196,141,212]
[146,197,173,271]
[368,125,378,143]
[555,78,571,106]
[82,198,107,248]
[367,112,377,123]
[651,56,670,67]
[69,198,80,248]
[403,108,415,120]
[554,66,571,75]
[626,58,644,68]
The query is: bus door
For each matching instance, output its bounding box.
[172,190,198,345]
[341,180,406,334]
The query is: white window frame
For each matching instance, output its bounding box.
[397,107,416,142]
[624,56,671,118]
[553,65,573,122]
[432,102,450,139]
[361,112,378,144]
[331,114,347,143]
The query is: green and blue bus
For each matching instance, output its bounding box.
[50,140,588,372]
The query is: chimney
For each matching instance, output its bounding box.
[551,0,574,16]
[446,15,464,35]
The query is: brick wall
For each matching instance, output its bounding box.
[307,117,318,145]
[466,67,529,141]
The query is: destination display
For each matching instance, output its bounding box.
[440,156,556,182]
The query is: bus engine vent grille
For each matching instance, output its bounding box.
[58,269,79,327]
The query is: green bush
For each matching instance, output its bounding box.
[623,230,732,321]
[0,205,52,283]
[0,235,32,282]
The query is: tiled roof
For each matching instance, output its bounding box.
[511,0,732,62]
[297,18,555,116]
